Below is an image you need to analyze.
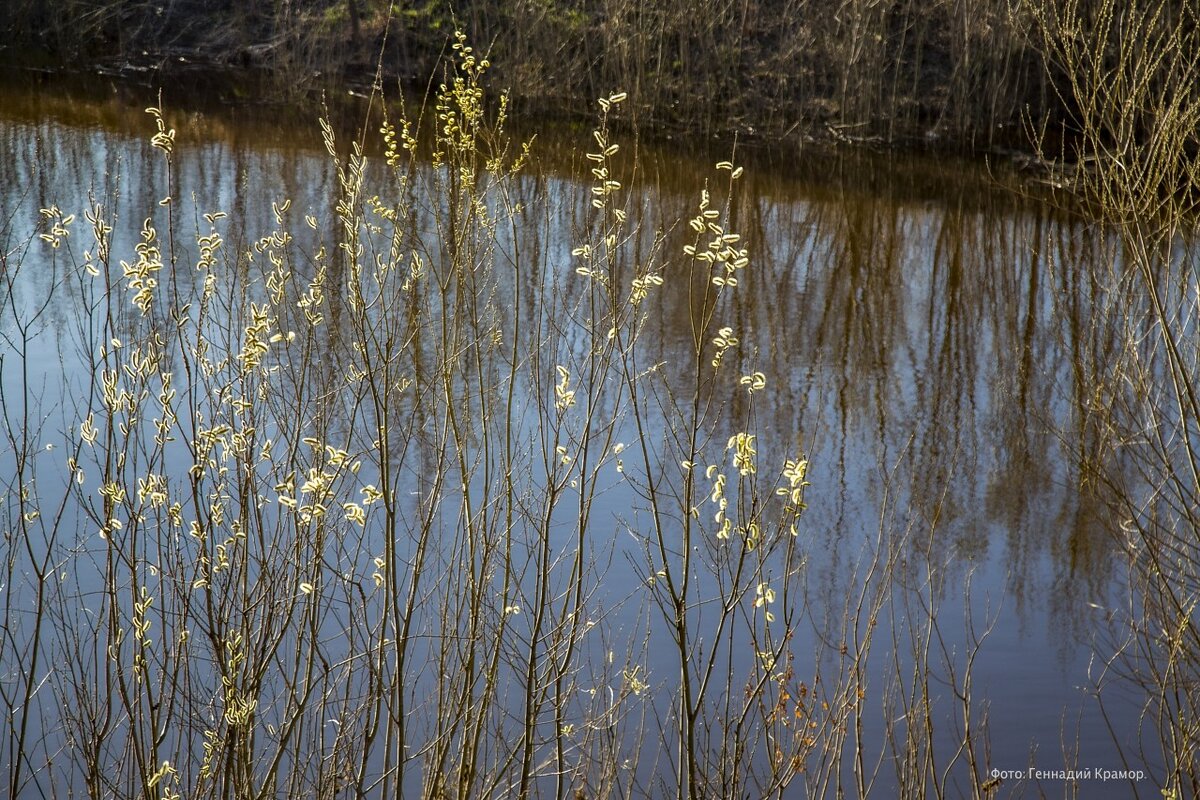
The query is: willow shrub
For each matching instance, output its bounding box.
[0,32,926,798]
[1032,0,1200,794]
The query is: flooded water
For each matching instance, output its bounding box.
[0,69,1163,798]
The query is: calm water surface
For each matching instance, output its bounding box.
[0,70,1154,797]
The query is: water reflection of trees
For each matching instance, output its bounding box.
[2,107,1132,643]
[3,86,1167,796]
[8,104,1135,690]
[568,149,1126,640]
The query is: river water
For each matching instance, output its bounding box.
[0,69,1161,798]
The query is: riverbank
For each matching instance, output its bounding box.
[3,0,1065,153]
[0,53,1068,217]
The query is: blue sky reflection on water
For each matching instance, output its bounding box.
[0,76,1158,797]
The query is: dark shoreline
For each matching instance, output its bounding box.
[0,53,1074,218]
[1,1,1068,158]
[0,51,1069,180]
